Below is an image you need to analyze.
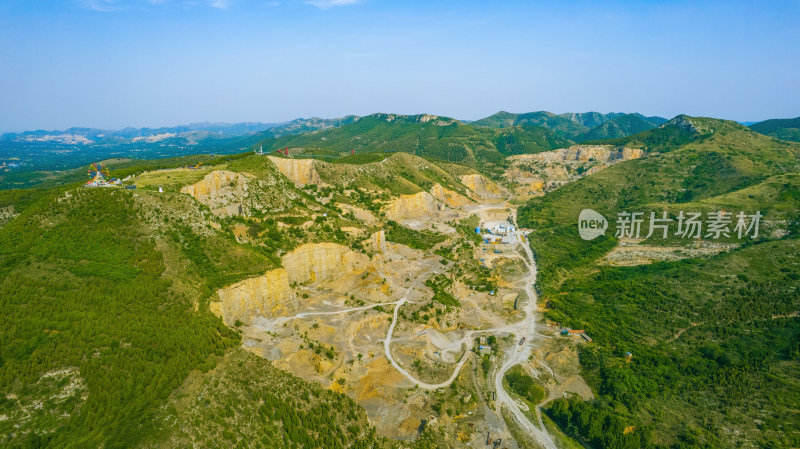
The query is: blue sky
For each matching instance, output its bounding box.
[1,0,798,132]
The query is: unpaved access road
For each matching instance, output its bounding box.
[380,203,558,449]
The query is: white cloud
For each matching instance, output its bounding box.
[306,0,360,9]
[76,0,233,11]
[78,0,121,11]
[209,0,231,9]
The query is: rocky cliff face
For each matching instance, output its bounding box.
[268,156,321,186]
[214,268,296,325]
[383,191,444,221]
[338,203,379,226]
[459,174,504,199]
[180,163,309,217]
[663,115,700,133]
[283,242,370,284]
[517,145,642,164]
[504,145,643,196]
[429,183,471,207]
[212,242,371,325]
[181,170,250,216]
[370,230,387,254]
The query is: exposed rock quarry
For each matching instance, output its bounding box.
[214,269,296,326]
[371,230,388,253]
[268,156,321,186]
[509,145,643,164]
[505,145,643,196]
[180,170,251,216]
[283,242,370,284]
[180,166,305,217]
[429,183,471,207]
[384,191,444,221]
[338,203,379,226]
[212,242,371,325]
[460,174,504,199]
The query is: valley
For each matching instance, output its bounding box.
[187,152,582,447]
[1,113,798,449]
[4,0,799,446]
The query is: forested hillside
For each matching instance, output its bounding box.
[255,113,571,166]
[0,176,387,448]
[749,116,800,142]
[577,113,667,141]
[0,151,490,448]
[471,111,667,141]
[518,116,800,448]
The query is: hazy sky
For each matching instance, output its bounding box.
[1,0,799,132]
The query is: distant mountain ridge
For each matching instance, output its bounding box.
[516,114,800,447]
[577,113,669,141]
[1,117,359,146]
[748,116,800,142]
[0,117,360,172]
[471,110,668,142]
[254,112,573,166]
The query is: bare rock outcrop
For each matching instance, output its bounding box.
[338,203,379,226]
[212,242,370,326]
[214,269,296,325]
[504,145,644,196]
[384,191,444,221]
[370,230,387,253]
[268,156,321,186]
[283,242,370,284]
[460,174,503,199]
[429,183,471,207]
[515,146,642,164]
[180,170,250,216]
[0,205,18,226]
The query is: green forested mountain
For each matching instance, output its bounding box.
[0,150,499,448]
[252,115,361,140]
[577,113,668,141]
[749,116,800,142]
[0,158,393,448]
[489,124,573,156]
[584,114,738,152]
[255,113,572,165]
[471,110,667,142]
[0,117,359,183]
[559,112,621,128]
[471,111,590,137]
[518,115,800,448]
[3,111,799,449]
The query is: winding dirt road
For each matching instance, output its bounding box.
[380,203,557,448]
[256,200,558,447]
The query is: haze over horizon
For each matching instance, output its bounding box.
[1,0,799,133]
